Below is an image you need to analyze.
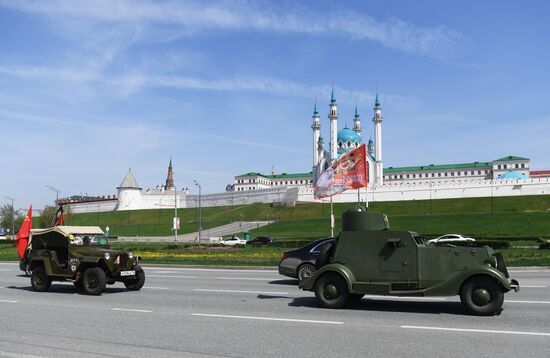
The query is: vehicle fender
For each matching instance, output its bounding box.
[423,266,511,296]
[80,257,101,264]
[298,263,355,292]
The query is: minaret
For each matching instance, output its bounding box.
[311,100,321,168]
[368,138,375,157]
[373,93,383,185]
[353,104,361,134]
[165,158,175,190]
[328,88,338,160]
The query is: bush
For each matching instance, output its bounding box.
[539,242,550,250]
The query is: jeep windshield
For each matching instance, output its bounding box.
[70,235,109,246]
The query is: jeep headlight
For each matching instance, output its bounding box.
[104,252,110,260]
[128,252,134,259]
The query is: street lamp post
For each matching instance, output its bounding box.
[46,185,61,205]
[0,196,14,238]
[174,185,178,245]
[193,180,202,243]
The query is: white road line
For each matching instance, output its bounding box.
[192,313,343,325]
[505,300,550,304]
[0,350,48,358]
[401,325,550,337]
[112,308,153,313]
[365,296,448,301]
[143,286,170,290]
[0,268,12,271]
[147,275,198,279]
[520,285,547,288]
[216,277,269,281]
[0,299,18,303]
[145,267,276,273]
[194,289,289,295]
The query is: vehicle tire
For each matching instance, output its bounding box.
[316,242,335,268]
[82,267,107,295]
[30,266,51,292]
[314,272,350,309]
[460,276,504,316]
[297,263,316,281]
[124,270,145,291]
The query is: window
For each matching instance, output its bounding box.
[432,173,435,177]
[521,163,525,168]
[478,170,482,174]
[445,173,448,177]
[438,173,441,177]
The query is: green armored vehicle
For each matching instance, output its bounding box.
[28,226,145,295]
[299,206,519,315]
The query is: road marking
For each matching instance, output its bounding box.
[216,277,269,281]
[194,289,289,295]
[366,296,448,301]
[0,351,48,358]
[143,286,169,290]
[520,285,547,288]
[505,300,550,304]
[192,313,343,325]
[112,308,153,313]
[401,325,550,337]
[0,299,18,303]
[0,268,12,271]
[145,267,276,273]
[148,275,198,279]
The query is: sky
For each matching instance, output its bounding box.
[0,0,549,211]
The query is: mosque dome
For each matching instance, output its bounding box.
[337,127,363,155]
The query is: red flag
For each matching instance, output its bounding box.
[15,205,32,260]
[52,205,65,226]
[314,144,369,199]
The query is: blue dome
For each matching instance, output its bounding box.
[337,128,363,156]
[337,128,362,144]
[497,171,528,179]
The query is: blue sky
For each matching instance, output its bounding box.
[0,0,549,211]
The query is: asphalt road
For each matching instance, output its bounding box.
[0,262,549,358]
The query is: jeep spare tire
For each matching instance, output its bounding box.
[82,267,107,295]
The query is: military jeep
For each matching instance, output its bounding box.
[28,226,145,295]
[299,205,520,316]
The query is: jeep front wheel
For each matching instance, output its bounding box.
[82,267,107,295]
[31,267,51,292]
[460,276,504,316]
[314,272,349,309]
[124,270,145,291]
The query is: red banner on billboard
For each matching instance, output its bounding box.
[314,144,369,199]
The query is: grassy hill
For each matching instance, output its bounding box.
[57,195,550,239]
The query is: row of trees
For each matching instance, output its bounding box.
[0,204,58,237]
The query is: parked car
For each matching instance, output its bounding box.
[220,236,247,246]
[247,236,273,245]
[427,234,475,247]
[278,238,335,281]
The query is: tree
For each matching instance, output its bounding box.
[37,205,57,229]
[0,204,23,237]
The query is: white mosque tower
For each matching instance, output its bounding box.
[353,104,361,134]
[116,168,142,210]
[373,93,384,185]
[328,88,339,160]
[311,99,321,169]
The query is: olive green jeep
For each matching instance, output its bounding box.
[299,206,519,316]
[28,226,145,295]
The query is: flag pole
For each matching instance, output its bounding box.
[330,196,334,237]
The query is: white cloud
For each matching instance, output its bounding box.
[0,0,468,60]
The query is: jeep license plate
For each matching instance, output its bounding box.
[120,270,136,277]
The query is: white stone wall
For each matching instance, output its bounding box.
[65,200,117,214]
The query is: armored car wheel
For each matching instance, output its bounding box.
[297,263,316,281]
[315,272,350,309]
[82,267,107,295]
[124,270,145,291]
[460,276,504,316]
[31,267,51,292]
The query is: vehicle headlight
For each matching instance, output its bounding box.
[128,252,134,259]
[104,252,110,260]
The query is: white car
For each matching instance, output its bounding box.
[427,234,475,246]
[219,236,247,246]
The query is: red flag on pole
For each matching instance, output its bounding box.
[52,205,65,226]
[314,144,369,199]
[15,205,32,260]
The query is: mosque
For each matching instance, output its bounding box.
[61,91,550,214]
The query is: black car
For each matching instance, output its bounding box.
[278,237,334,281]
[247,236,273,245]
